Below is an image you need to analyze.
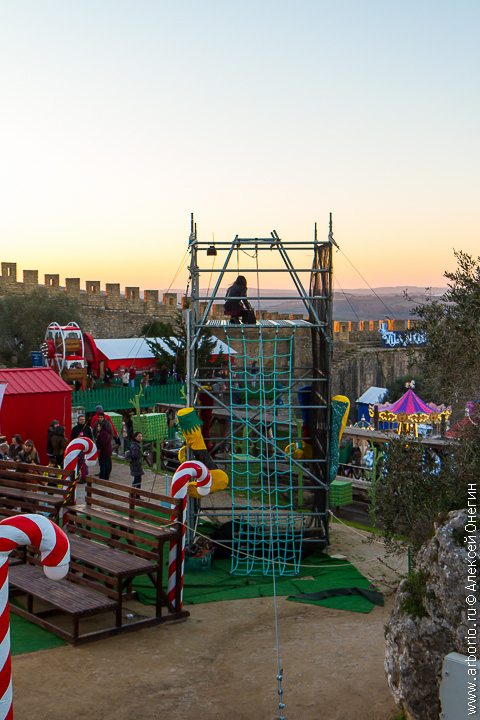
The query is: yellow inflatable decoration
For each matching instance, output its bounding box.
[332,394,350,443]
[284,441,312,460]
[177,407,229,498]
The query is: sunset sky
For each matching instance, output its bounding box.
[1,1,478,294]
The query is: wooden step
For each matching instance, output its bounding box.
[9,563,117,616]
[68,534,155,575]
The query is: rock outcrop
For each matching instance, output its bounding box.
[384,509,472,720]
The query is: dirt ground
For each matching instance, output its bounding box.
[11,461,405,720]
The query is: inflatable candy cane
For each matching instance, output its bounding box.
[0,514,70,719]
[63,437,98,474]
[167,461,211,611]
[63,437,98,504]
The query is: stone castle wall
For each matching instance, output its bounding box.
[0,261,178,337]
[1,260,421,402]
[1,260,416,342]
[214,326,419,409]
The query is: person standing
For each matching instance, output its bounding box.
[51,425,68,467]
[122,368,129,388]
[46,420,60,462]
[129,431,144,489]
[71,415,93,441]
[95,415,113,480]
[71,414,93,482]
[128,365,136,389]
[103,366,114,387]
[159,364,168,385]
[90,405,121,447]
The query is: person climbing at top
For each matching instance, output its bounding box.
[224,275,255,324]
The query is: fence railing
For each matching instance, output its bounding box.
[72,382,185,413]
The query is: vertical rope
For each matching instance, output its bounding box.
[258,334,286,720]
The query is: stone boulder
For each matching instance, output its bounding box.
[384,509,471,720]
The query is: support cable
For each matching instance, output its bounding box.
[333,273,361,322]
[335,246,396,319]
[258,330,286,720]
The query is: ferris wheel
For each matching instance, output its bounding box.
[45,321,86,380]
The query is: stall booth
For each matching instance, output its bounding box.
[0,368,72,464]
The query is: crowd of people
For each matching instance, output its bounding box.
[0,405,149,489]
[85,363,181,391]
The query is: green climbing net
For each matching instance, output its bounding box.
[224,326,304,576]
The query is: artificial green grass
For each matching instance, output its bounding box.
[10,614,66,656]
[135,551,380,613]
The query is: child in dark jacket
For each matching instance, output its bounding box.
[129,432,144,489]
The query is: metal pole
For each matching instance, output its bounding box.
[185,309,192,407]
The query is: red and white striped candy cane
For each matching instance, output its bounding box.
[0,514,70,720]
[167,461,211,611]
[63,437,98,474]
[63,437,98,504]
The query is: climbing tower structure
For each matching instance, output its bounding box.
[186,216,333,574]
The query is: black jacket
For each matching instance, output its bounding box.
[129,441,144,477]
[51,426,68,463]
[71,423,93,441]
[224,280,247,313]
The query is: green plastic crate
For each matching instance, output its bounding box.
[329,479,353,507]
[132,413,168,441]
[105,412,122,434]
[185,553,212,572]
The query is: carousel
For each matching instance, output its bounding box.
[371,382,451,437]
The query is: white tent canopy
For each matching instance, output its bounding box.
[356,386,387,405]
[94,336,235,361]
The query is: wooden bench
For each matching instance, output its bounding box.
[7,473,188,643]
[61,476,187,638]
[9,563,118,643]
[0,459,74,523]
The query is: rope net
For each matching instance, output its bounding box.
[225,325,304,576]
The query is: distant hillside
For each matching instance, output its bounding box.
[181,286,447,321]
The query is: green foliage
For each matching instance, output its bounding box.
[142,317,178,371]
[370,434,475,553]
[414,250,480,416]
[385,375,426,403]
[0,288,82,367]
[400,570,429,619]
[373,251,480,556]
[143,310,223,377]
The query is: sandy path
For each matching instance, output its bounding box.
[11,461,402,720]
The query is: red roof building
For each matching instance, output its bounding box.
[0,368,72,464]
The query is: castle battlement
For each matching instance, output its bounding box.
[0,261,178,318]
[0,260,416,343]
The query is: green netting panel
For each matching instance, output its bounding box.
[105,411,122,434]
[225,326,300,576]
[132,412,168,441]
[231,515,304,576]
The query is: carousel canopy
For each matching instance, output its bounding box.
[387,388,434,416]
[375,387,451,436]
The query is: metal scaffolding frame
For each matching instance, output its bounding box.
[185,214,334,558]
